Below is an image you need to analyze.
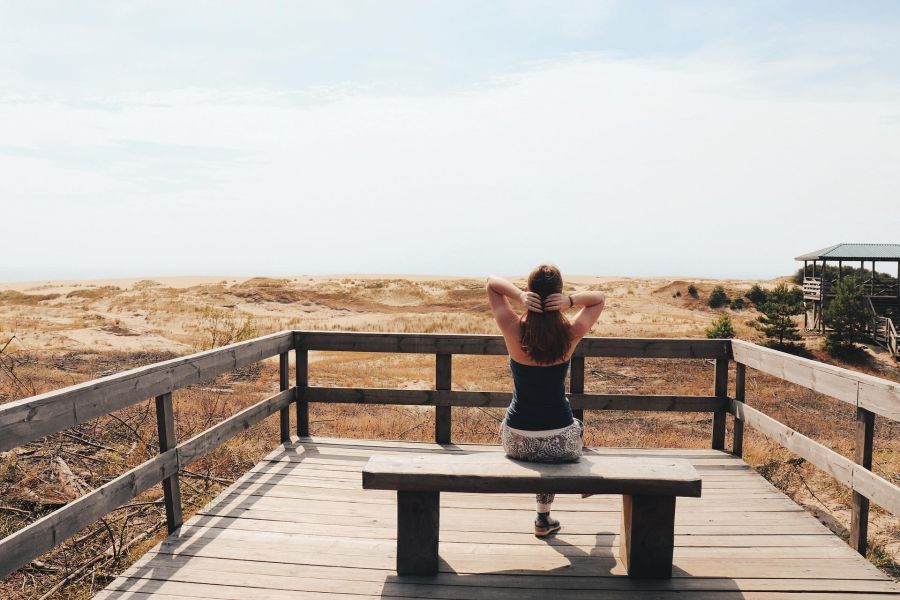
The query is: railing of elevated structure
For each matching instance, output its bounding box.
[806,275,899,300]
[802,277,822,300]
[0,331,899,580]
[865,297,899,359]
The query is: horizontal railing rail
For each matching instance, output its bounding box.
[0,331,294,453]
[1,330,899,579]
[0,332,296,579]
[729,338,900,556]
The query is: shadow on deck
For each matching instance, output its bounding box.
[95,438,898,600]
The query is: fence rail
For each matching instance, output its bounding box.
[1,330,899,580]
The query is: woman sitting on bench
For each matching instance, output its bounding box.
[487,266,606,537]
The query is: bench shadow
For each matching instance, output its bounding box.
[377,498,747,600]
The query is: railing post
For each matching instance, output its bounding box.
[732,363,745,457]
[570,356,585,424]
[850,407,875,556]
[279,352,290,443]
[435,354,452,444]
[711,358,728,450]
[296,347,309,437]
[154,392,182,533]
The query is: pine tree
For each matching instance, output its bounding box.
[706,314,736,339]
[758,284,802,346]
[708,285,729,308]
[745,284,768,306]
[823,276,869,356]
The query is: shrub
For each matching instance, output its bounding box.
[745,284,768,306]
[730,298,746,310]
[687,284,698,298]
[708,286,729,308]
[823,276,869,357]
[706,314,735,338]
[194,306,259,350]
[673,290,682,298]
[758,284,803,346]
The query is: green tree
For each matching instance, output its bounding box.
[745,284,768,306]
[705,314,735,339]
[708,285,729,308]
[823,276,869,356]
[687,284,699,298]
[758,284,803,346]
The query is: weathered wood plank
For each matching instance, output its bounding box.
[155,392,183,533]
[307,387,725,412]
[296,331,731,359]
[731,339,900,421]
[295,343,309,437]
[733,363,746,457]
[396,491,439,575]
[0,450,178,579]
[278,352,290,443]
[363,454,702,497]
[0,331,293,452]
[104,552,900,593]
[570,355,585,422]
[711,358,728,450]
[434,354,451,444]
[849,407,874,555]
[620,494,676,578]
[730,400,900,517]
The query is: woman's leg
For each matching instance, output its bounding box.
[536,493,555,513]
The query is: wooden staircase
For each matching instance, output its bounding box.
[867,297,899,359]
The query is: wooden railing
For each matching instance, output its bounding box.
[730,339,900,555]
[1,330,899,580]
[802,277,822,300]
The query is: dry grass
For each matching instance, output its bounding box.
[1,274,898,598]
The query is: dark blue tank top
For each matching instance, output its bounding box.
[504,357,574,431]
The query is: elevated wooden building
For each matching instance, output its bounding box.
[796,243,900,358]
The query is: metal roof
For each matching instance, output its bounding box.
[795,243,900,261]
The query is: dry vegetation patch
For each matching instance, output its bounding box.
[1,274,898,598]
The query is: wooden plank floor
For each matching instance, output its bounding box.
[96,437,900,600]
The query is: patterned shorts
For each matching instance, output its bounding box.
[499,419,584,463]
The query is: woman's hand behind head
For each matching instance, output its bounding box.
[542,293,569,312]
[520,291,543,313]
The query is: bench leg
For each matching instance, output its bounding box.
[619,494,676,578]
[397,491,440,575]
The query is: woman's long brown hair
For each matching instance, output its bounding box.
[520,264,571,364]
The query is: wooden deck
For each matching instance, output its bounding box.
[95,437,899,600]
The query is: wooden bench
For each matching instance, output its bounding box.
[362,452,702,578]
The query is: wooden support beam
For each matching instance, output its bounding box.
[619,494,677,578]
[396,491,440,575]
[435,354,452,444]
[279,352,290,443]
[733,363,745,458]
[296,346,309,437]
[570,356,585,424]
[154,392,182,534]
[850,407,875,556]
[711,358,728,450]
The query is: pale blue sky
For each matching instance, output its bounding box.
[2,1,899,281]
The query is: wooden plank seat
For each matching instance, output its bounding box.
[362,452,702,579]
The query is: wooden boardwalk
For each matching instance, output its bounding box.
[96,437,899,600]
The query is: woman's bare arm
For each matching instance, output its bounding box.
[486,276,541,332]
